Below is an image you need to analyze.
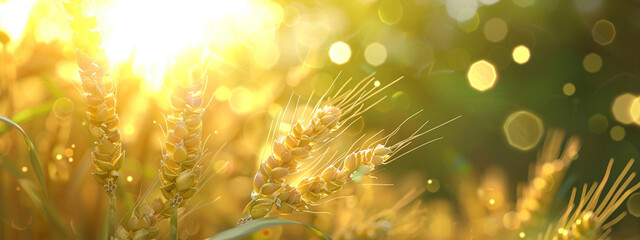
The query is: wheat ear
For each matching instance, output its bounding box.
[343,188,428,240]
[517,130,581,225]
[239,74,398,223]
[159,63,206,239]
[273,116,458,216]
[63,0,122,238]
[114,197,168,240]
[544,159,640,240]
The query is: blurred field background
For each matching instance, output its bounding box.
[1,0,640,239]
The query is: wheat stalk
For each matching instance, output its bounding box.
[541,159,640,240]
[63,0,122,238]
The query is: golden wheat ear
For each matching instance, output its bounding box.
[63,0,124,194]
[337,188,428,240]
[159,64,206,208]
[114,178,166,240]
[62,1,124,238]
[240,74,404,223]
[544,159,640,240]
[517,130,581,226]
[265,114,459,217]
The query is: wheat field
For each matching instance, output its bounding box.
[1,0,640,239]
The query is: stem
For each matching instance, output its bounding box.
[107,192,116,240]
[170,206,178,240]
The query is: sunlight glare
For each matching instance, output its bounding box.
[99,0,254,92]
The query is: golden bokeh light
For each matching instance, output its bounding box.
[512,45,530,64]
[583,53,603,73]
[283,5,300,27]
[52,98,75,119]
[364,42,388,66]
[215,86,231,101]
[123,124,135,136]
[426,179,441,193]
[628,192,640,217]
[229,86,254,114]
[253,42,280,69]
[562,83,576,96]
[484,18,508,43]
[21,166,27,173]
[502,211,521,230]
[588,114,608,134]
[467,60,498,92]
[612,93,636,124]
[610,125,625,141]
[503,111,544,151]
[631,97,640,125]
[378,0,403,25]
[446,0,478,22]
[329,41,351,65]
[64,148,74,158]
[458,10,480,33]
[592,19,616,46]
[126,176,133,182]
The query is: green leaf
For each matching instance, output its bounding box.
[0,115,48,196]
[0,102,54,134]
[206,218,332,240]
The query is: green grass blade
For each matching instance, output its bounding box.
[205,218,332,240]
[0,102,54,134]
[0,115,48,196]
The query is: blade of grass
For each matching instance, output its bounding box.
[0,102,54,134]
[205,218,332,240]
[0,115,48,196]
